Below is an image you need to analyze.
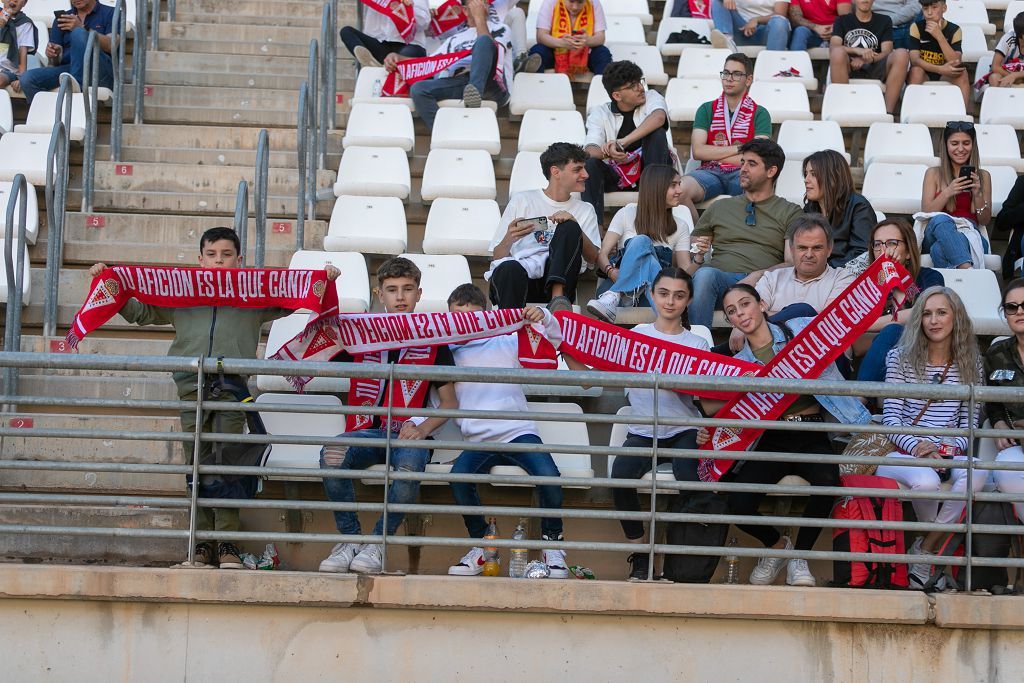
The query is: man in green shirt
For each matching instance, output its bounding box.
[688,138,802,327]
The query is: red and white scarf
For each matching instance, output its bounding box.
[383,44,508,97]
[551,0,592,75]
[272,309,560,391]
[701,92,757,172]
[67,266,337,349]
[429,0,467,36]
[360,0,417,43]
[974,58,1024,89]
[605,148,643,189]
[347,346,439,432]
[697,258,913,482]
[553,311,759,400]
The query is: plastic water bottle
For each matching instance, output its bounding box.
[724,537,740,584]
[372,78,383,98]
[509,518,529,578]
[482,517,500,576]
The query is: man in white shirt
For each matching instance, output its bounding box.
[444,284,571,579]
[582,60,673,224]
[488,142,601,312]
[340,0,430,66]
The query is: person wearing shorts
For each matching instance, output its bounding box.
[829,0,909,114]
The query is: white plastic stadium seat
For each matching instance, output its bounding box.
[976,125,1024,171]
[973,51,994,88]
[256,394,345,470]
[14,92,87,141]
[979,88,1024,129]
[0,90,11,133]
[776,120,849,161]
[325,196,407,254]
[259,313,356,393]
[944,0,995,34]
[774,161,807,205]
[508,150,547,197]
[287,250,371,312]
[0,241,31,304]
[936,269,1007,335]
[900,84,973,126]
[422,198,500,256]
[351,66,414,110]
[341,103,415,152]
[333,146,411,199]
[0,181,40,244]
[517,109,586,152]
[0,133,51,184]
[960,24,990,62]
[752,50,818,90]
[676,47,732,79]
[861,163,929,214]
[489,402,595,487]
[430,107,501,155]
[665,77,722,122]
[521,355,603,397]
[604,15,648,44]
[608,406,678,483]
[601,0,654,24]
[747,81,813,121]
[608,44,669,85]
[989,165,1018,216]
[586,76,612,114]
[420,149,497,201]
[509,72,575,116]
[821,84,893,126]
[657,17,713,56]
[1005,0,1024,32]
[399,253,473,312]
[862,123,940,169]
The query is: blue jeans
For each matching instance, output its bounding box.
[320,427,430,536]
[709,1,791,50]
[856,322,903,383]
[688,167,742,201]
[690,267,745,327]
[449,434,563,538]
[527,43,613,75]
[409,35,506,130]
[607,235,674,306]
[21,28,113,104]
[789,25,824,51]
[922,214,988,269]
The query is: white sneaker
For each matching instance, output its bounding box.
[786,558,816,587]
[586,291,620,323]
[448,547,487,576]
[318,542,364,573]
[349,543,384,574]
[907,536,934,590]
[749,536,792,585]
[543,536,569,579]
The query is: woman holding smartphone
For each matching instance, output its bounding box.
[919,121,992,269]
[984,278,1024,521]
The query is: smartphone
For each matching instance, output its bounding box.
[518,216,553,244]
[53,10,69,18]
[959,165,976,179]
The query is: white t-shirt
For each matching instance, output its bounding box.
[361,0,430,48]
[607,203,692,253]
[535,0,608,32]
[433,20,514,88]
[0,19,36,72]
[995,31,1021,61]
[737,0,780,20]
[625,324,709,439]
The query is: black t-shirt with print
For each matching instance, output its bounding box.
[833,12,893,52]
[908,19,963,66]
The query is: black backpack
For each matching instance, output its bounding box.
[665,29,711,45]
[924,501,1020,593]
[662,492,730,583]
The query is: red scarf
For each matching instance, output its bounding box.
[702,92,757,172]
[974,58,1024,89]
[697,258,913,482]
[347,346,438,432]
[429,0,466,36]
[382,48,472,96]
[67,266,337,349]
[606,148,643,189]
[688,0,711,18]
[360,0,416,43]
[551,0,592,75]
[272,309,559,391]
[553,311,759,400]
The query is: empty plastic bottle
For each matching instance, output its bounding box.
[509,518,529,578]
[482,517,500,576]
[724,537,740,585]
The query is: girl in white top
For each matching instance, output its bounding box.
[569,267,709,580]
[587,165,703,324]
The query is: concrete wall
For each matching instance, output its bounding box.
[3,566,1024,682]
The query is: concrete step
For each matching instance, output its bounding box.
[125,85,341,127]
[158,22,328,56]
[0,504,188,564]
[145,51,354,90]
[169,11,324,28]
[172,0,339,19]
[17,374,177,401]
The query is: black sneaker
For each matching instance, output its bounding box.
[193,541,217,568]
[217,542,245,570]
[627,552,650,581]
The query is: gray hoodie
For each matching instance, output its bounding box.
[871,0,921,27]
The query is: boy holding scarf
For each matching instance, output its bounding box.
[340,0,430,67]
[678,53,772,224]
[526,0,611,75]
[318,257,458,575]
[88,227,341,569]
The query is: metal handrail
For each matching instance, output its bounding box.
[80,30,101,212]
[110,0,129,161]
[318,2,333,166]
[149,0,159,51]
[324,0,338,131]
[296,80,313,250]
[306,38,320,192]
[253,129,269,267]
[42,74,72,339]
[2,174,28,407]
[132,0,148,125]
[168,0,176,22]
[233,179,248,257]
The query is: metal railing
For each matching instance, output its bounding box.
[296,80,314,250]
[232,180,249,255]
[1,175,28,405]
[80,31,100,212]
[132,0,148,125]
[109,0,129,161]
[236,130,270,267]
[318,1,335,164]
[0,352,1023,592]
[41,76,73,339]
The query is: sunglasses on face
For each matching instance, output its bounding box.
[1003,301,1024,316]
[871,239,906,250]
[745,201,756,227]
[945,121,975,133]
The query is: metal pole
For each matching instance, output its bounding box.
[965,384,977,591]
[111,0,127,161]
[133,0,147,124]
[646,373,659,580]
[168,0,176,22]
[3,174,27,408]
[296,82,308,250]
[380,363,395,573]
[150,0,159,51]
[318,3,330,169]
[327,0,338,130]
[234,180,248,260]
[254,129,269,267]
[42,121,68,339]
[306,40,319,223]
[187,359,205,563]
[81,32,100,212]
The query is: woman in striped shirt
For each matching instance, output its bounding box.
[875,286,984,589]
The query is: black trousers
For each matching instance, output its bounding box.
[582,128,672,221]
[339,26,426,63]
[488,220,585,308]
[612,430,699,540]
[726,427,840,551]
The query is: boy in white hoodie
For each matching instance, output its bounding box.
[444,284,570,578]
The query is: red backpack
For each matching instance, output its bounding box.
[831,474,909,589]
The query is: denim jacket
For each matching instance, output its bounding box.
[734,317,872,426]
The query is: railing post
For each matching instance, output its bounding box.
[80,31,100,212]
[42,119,69,339]
[646,373,659,580]
[318,2,331,167]
[965,384,977,591]
[133,0,148,125]
[150,0,160,51]
[187,357,205,563]
[3,174,28,410]
[110,0,128,162]
[234,180,248,260]
[380,363,395,573]
[168,0,176,22]
[306,40,319,220]
[296,82,308,251]
[254,129,269,267]
[328,0,338,130]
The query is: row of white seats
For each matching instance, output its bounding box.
[857,162,1016,217]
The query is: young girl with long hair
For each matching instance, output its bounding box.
[587,165,702,323]
[874,286,984,589]
[802,149,875,266]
